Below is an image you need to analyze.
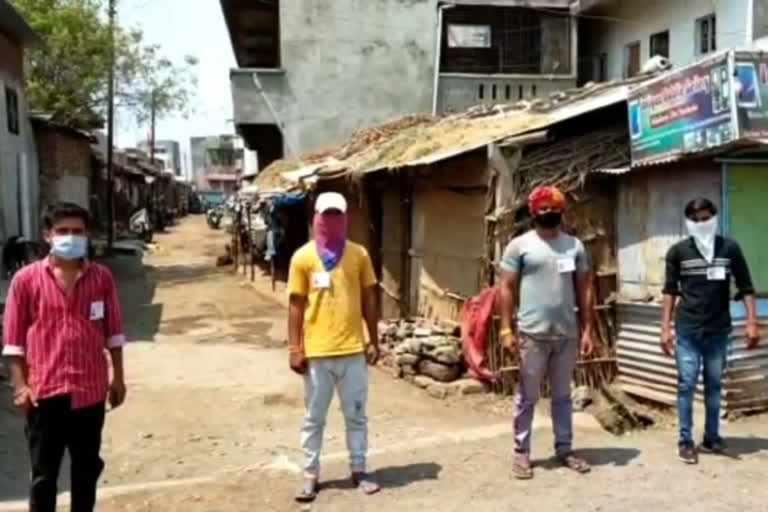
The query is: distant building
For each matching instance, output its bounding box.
[578,0,766,82]
[137,139,181,176]
[0,0,42,243]
[189,134,244,194]
[221,0,576,167]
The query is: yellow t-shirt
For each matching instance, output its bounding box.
[288,241,377,358]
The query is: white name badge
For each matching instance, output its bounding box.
[312,272,331,289]
[557,257,576,273]
[707,266,726,281]
[90,301,105,321]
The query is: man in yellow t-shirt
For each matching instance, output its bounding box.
[288,192,380,503]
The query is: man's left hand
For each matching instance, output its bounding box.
[366,344,380,366]
[109,378,127,409]
[580,332,595,358]
[746,322,761,349]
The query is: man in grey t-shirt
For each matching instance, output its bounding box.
[499,185,594,479]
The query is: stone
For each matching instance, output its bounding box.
[413,327,432,338]
[572,385,594,412]
[418,360,461,382]
[395,353,420,366]
[395,338,423,355]
[401,364,418,376]
[453,378,487,396]
[427,345,462,365]
[426,384,448,400]
[413,375,434,389]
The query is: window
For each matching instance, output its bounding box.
[650,30,670,58]
[598,53,608,82]
[624,41,641,78]
[697,14,716,55]
[5,86,19,135]
[440,6,572,75]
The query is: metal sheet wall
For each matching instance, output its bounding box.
[616,160,721,301]
[617,302,768,413]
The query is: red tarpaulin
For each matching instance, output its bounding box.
[460,286,499,383]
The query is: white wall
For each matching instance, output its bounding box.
[0,70,39,242]
[584,0,750,80]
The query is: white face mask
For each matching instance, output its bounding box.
[685,216,718,262]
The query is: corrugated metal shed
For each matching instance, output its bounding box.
[617,302,768,413]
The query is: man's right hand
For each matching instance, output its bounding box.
[289,349,307,375]
[13,386,37,415]
[661,327,675,356]
[502,332,519,355]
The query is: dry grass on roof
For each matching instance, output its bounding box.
[331,109,551,175]
[255,159,304,187]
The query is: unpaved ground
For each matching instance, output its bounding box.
[2,216,768,511]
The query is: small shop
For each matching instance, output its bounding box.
[615,50,768,413]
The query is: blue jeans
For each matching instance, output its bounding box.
[675,329,729,446]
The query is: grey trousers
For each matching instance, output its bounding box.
[513,334,578,456]
[301,353,368,476]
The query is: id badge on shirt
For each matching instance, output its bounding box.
[312,272,331,290]
[707,266,726,281]
[90,301,105,321]
[556,257,576,274]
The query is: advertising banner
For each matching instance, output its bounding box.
[734,51,768,140]
[628,53,735,166]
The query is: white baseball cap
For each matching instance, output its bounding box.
[315,192,347,213]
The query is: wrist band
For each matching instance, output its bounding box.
[500,327,513,337]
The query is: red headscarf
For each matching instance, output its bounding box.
[528,186,566,214]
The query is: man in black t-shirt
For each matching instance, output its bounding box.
[662,197,760,465]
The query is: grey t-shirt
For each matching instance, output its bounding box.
[500,230,589,339]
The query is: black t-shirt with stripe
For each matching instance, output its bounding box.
[663,236,755,335]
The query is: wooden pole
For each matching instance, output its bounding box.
[247,203,255,282]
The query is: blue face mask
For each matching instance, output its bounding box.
[50,235,88,260]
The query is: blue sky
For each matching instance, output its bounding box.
[116,0,236,175]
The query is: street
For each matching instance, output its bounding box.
[2,216,768,511]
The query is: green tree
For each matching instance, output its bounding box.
[12,0,197,129]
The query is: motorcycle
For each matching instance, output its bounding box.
[129,208,154,244]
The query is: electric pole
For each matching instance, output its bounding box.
[106,0,116,250]
[149,89,156,162]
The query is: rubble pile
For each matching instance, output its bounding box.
[379,319,463,383]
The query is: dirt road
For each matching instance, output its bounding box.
[2,216,768,511]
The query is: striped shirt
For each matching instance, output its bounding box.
[663,236,754,335]
[2,258,125,409]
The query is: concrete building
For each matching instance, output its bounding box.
[189,134,243,194]
[137,139,181,176]
[220,0,577,168]
[0,1,41,243]
[578,0,766,82]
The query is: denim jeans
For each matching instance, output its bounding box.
[675,329,729,446]
[301,354,368,476]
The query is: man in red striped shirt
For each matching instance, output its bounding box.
[2,202,127,512]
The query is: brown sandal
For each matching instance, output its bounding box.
[512,454,533,480]
[558,452,591,474]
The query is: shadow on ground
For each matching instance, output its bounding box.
[534,447,641,470]
[321,462,442,491]
[723,436,768,457]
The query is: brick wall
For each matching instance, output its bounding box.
[0,31,23,80]
[33,126,93,210]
